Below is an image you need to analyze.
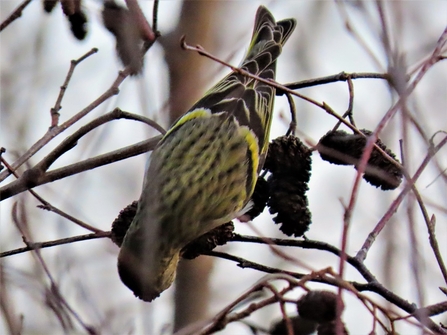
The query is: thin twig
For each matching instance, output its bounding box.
[395,301,447,319]
[50,48,99,127]
[231,237,400,333]
[0,108,163,200]
[0,147,5,172]
[181,38,402,171]
[346,77,355,126]
[284,93,297,136]
[207,251,446,334]
[0,0,32,32]
[0,135,161,200]
[280,71,389,92]
[332,77,355,131]
[231,234,377,283]
[152,0,160,35]
[376,1,393,63]
[244,222,314,272]
[0,50,115,183]
[195,275,298,335]
[180,37,323,109]
[125,0,156,41]
[0,262,22,335]
[37,108,164,174]
[400,133,447,283]
[356,134,447,261]
[215,285,295,335]
[263,284,293,335]
[1,228,443,333]
[334,0,383,70]
[342,26,447,307]
[0,156,104,233]
[11,203,98,334]
[0,62,136,183]
[0,231,111,258]
[0,2,165,176]
[427,215,447,284]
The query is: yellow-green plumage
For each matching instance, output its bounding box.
[118,6,296,301]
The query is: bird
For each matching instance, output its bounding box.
[117,5,296,302]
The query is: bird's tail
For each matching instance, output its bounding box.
[242,6,296,80]
[193,7,297,161]
[237,6,297,164]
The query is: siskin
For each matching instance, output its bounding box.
[118,6,296,301]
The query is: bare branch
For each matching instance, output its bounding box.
[356,131,447,261]
[125,0,156,41]
[340,27,447,315]
[0,46,160,182]
[0,135,161,200]
[181,38,402,171]
[50,48,98,127]
[0,108,163,200]
[231,234,377,283]
[206,250,446,334]
[0,231,111,258]
[0,0,32,32]
[280,72,390,92]
[0,156,104,233]
[152,0,160,35]
[284,93,297,136]
[11,202,98,334]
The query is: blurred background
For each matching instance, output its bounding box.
[1,0,446,334]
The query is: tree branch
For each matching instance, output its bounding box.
[0,0,32,32]
[207,250,446,334]
[0,231,111,258]
[0,135,161,200]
